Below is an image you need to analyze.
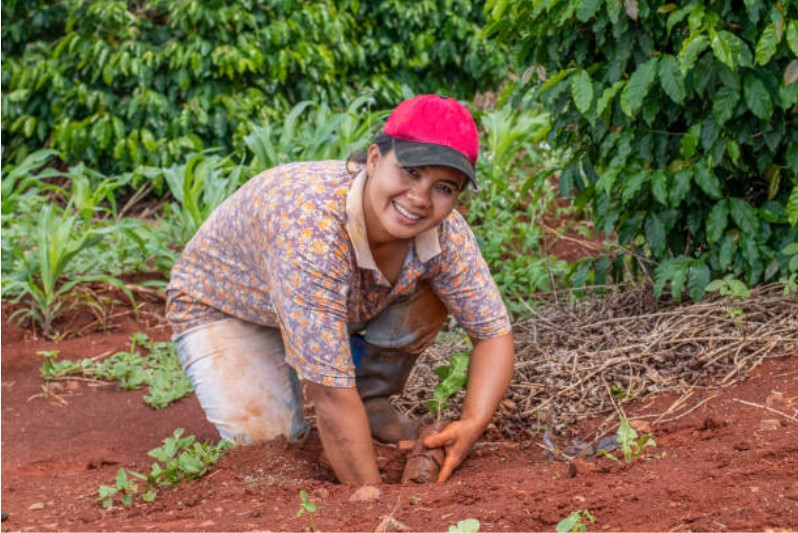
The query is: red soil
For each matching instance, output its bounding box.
[2,304,797,532]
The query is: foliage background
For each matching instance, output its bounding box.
[486,0,798,300]
[2,0,506,173]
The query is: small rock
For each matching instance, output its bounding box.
[567,458,596,478]
[27,503,45,511]
[348,485,382,502]
[700,416,723,430]
[313,487,330,499]
[199,520,215,527]
[759,419,781,431]
[765,391,784,408]
[629,419,652,433]
[733,441,752,451]
[501,399,517,411]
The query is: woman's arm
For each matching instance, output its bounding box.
[422,332,515,483]
[304,382,382,485]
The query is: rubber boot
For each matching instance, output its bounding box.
[353,337,420,444]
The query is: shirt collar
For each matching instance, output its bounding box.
[345,169,442,269]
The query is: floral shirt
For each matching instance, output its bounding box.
[166,160,511,387]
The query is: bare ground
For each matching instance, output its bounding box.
[2,295,798,532]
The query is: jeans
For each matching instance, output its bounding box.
[174,282,447,445]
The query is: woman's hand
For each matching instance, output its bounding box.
[423,333,515,483]
[422,417,484,483]
[305,382,381,485]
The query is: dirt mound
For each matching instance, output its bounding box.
[2,303,797,531]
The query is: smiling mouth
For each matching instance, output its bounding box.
[393,201,421,221]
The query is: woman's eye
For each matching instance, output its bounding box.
[436,184,455,196]
[402,166,419,177]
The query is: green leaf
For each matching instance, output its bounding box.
[787,20,798,57]
[786,185,798,226]
[577,0,602,22]
[706,200,729,244]
[658,55,686,104]
[694,162,723,199]
[622,169,648,203]
[687,261,710,301]
[651,170,669,205]
[596,80,625,117]
[712,87,740,126]
[755,23,780,66]
[571,70,594,115]
[729,197,758,235]
[620,58,659,117]
[743,73,774,120]
[710,29,735,70]
[719,234,737,270]
[670,169,692,206]
[644,212,667,257]
[681,124,701,159]
[680,34,709,75]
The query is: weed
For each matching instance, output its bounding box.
[706,275,750,321]
[426,347,470,421]
[296,490,320,531]
[556,509,595,532]
[449,518,481,532]
[598,417,656,464]
[98,429,231,508]
[37,333,192,409]
[98,468,138,508]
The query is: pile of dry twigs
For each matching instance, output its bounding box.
[400,282,798,440]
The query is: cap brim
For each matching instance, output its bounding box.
[391,138,477,189]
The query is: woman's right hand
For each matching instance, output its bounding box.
[304,381,382,485]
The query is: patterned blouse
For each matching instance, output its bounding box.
[166,160,511,387]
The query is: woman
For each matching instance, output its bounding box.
[166,94,515,485]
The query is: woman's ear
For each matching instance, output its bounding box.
[366,144,381,172]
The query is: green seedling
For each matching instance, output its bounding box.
[98,468,138,508]
[556,509,595,532]
[449,518,481,532]
[427,349,470,421]
[599,417,656,464]
[705,275,750,322]
[296,490,320,531]
[36,333,192,409]
[97,429,231,508]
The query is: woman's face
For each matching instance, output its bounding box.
[363,144,466,246]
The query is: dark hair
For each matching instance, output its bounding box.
[346,133,394,174]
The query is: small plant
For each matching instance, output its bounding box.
[98,468,138,508]
[426,349,470,421]
[36,333,192,409]
[599,418,656,464]
[706,275,751,321]
[97,429,231,508]
[556,509,595,533]
[449,518,481,532]
[296,490,320,531]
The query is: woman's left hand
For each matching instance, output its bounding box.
[422,417,484,483]
[423,332,515,484]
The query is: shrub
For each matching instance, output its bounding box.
[486,0,798,300]
[2,0,506,174]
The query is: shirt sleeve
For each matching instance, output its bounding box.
[428,212,512,340]
[265,198,356,388]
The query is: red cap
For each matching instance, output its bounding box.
[383,94,479,187]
